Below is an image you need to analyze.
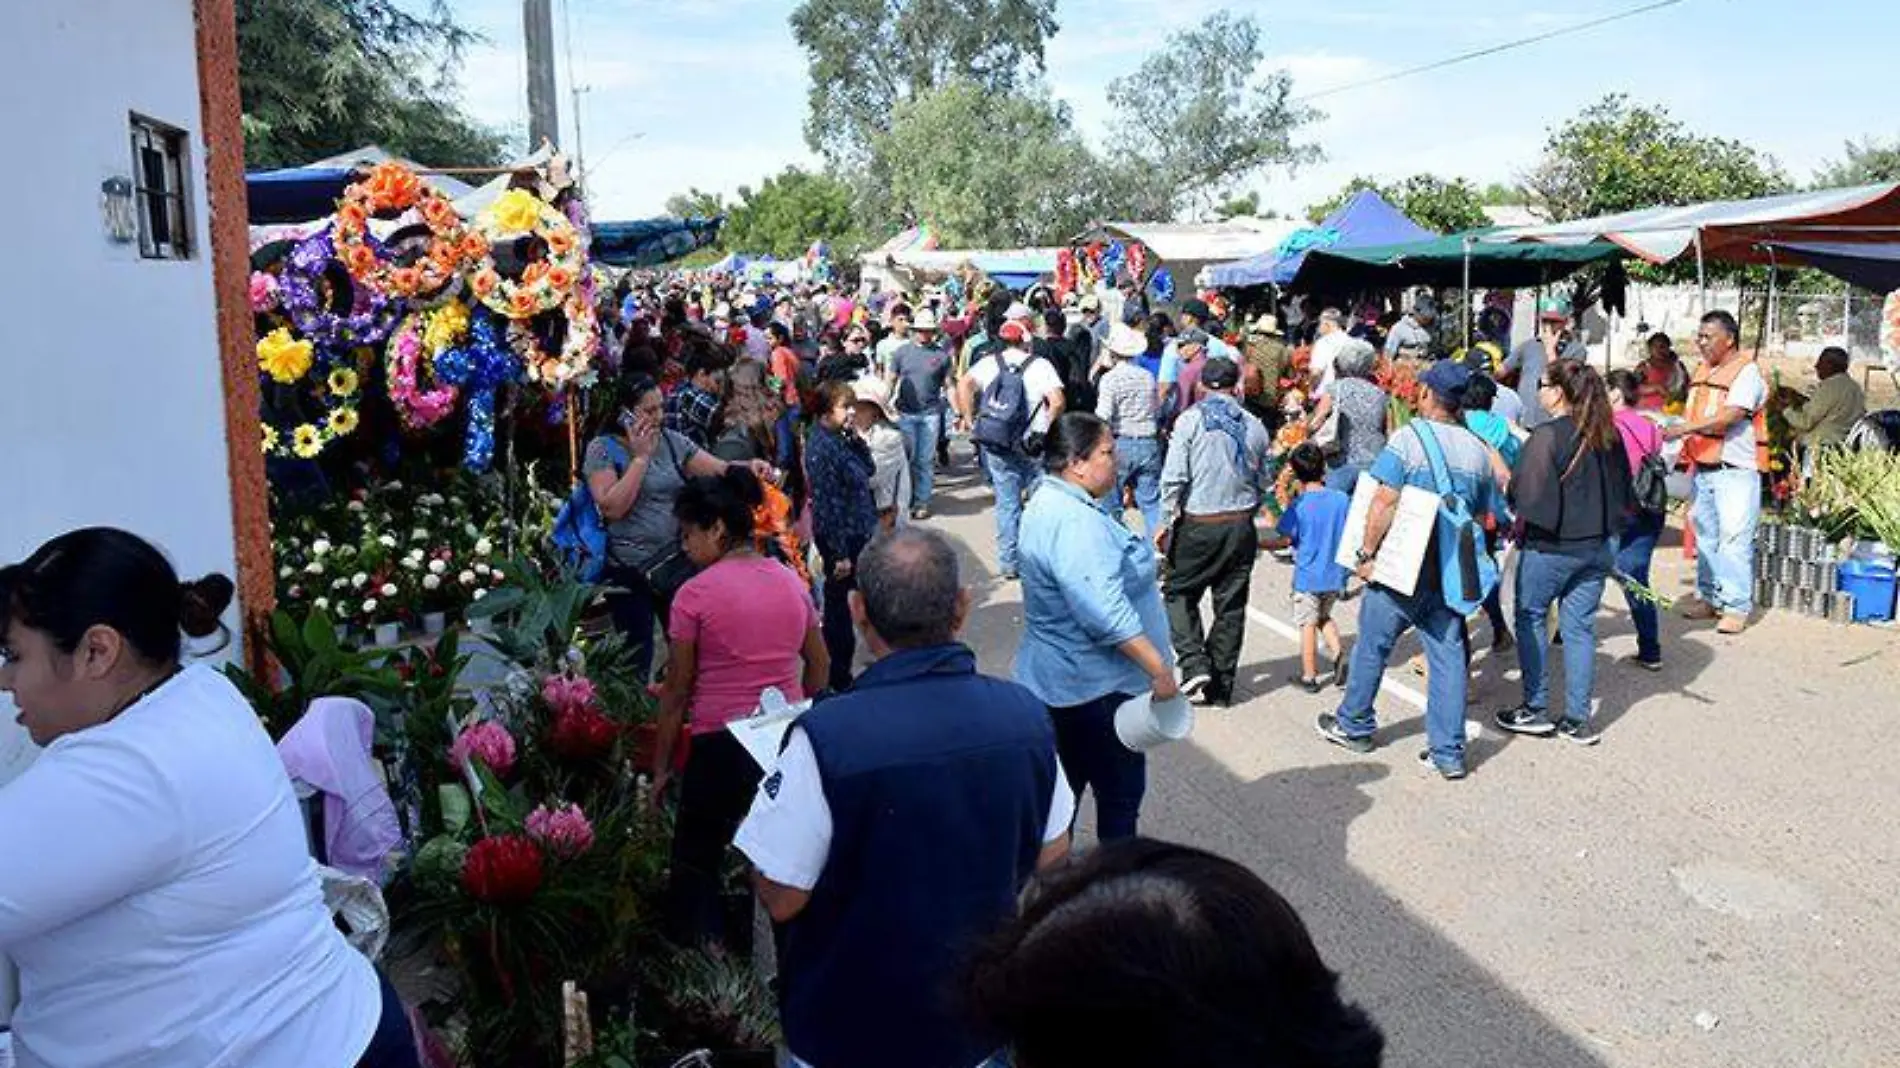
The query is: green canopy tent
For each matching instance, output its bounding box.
[1288,228,1626,293]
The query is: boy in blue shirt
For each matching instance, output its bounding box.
[1265,444,1353,692]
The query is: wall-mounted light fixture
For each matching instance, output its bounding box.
[101,176,137,244]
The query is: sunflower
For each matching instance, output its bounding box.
[260,424,279,454]
[291,424,323,459]
[327,367,360,397]
[327,406,361,437]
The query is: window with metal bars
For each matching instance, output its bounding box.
[129,114,193,260]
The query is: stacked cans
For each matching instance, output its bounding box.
[1754,524,1856,623]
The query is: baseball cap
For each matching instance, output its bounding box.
[1176,327,1211,349]
[1181,298,1213,321]
[1419,359,1472,402]
[1004,301,1034,322]
[998,320,1030,344]
[1201,357,1241,390]
[1079,293,1102,311]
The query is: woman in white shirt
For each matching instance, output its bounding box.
[0,528,413,1068]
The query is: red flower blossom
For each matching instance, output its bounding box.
[547,705,619,761]
[462,834,544,904]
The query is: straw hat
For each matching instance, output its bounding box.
[1107,321,1148,357]
[911,307,940,332]
[851,375,899,421]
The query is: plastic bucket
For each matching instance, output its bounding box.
[1114,692,1195,751]
[1837,558,1898,622]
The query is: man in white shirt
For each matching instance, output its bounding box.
[736,529,1071,1068]
[956,320,1066,579]
[1308,308,1352,396]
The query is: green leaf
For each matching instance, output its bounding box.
[302,608,338,658]
[464,586,524,619]
[440,784,471,834]
[270,610,303,663]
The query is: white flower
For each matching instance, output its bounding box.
[411,528,429,542]
[347,501,365,513]
[311,539,332,556]
[288,586,303,599]
[331,578,347,590]
[380,583,398,598]
[472,588,487,602]
[422,574,442,591]
[384,481,404,491]
[351,572,369,589]
[338,544,357,557]
[279,565,294,579]
[474,563,491,577]
[420,493,445,507]
[405,547,425,561]
[314,597,330,611]
[459,570,477,586]
[377,534,397,548]
[474,537,493,556]
[362,598,379,614]
[304,561,324,575]
[428,559,448,575]
[334,601,352,617]
[464,523,481,539]
[402,557,422,571]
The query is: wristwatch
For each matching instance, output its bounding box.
[1355,548,1378,565]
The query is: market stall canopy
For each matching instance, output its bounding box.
[1288,229,1625,292]
[1486,182,1900,265]
[1204,191,1436,288]
[862,246,1060,289]
[590,216,725,268]
[873,224,940,255]
[245,145,485,224]
[1763,241,1900,292]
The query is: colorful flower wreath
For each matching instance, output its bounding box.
[387,303,469,430]
[470,189,585,320]
[257,331,364,460]
[435,310,520,471]
[333,162,485,300]
[279,225,400,350]
[507,293,600,392]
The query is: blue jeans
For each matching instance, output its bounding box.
[1691,467,1760,616]
[1103,436,1164,537]
[1324,462,1366,495]
[1050,692,1144,841]
[603,564,659,681]
[1514,543,1612,727]
[898,411,940,511]
[1336,584,1469,770]
[984,449,1041,575]
[1616,510,1665,663]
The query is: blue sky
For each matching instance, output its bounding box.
[450,0,1900,223]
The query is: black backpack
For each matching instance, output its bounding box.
[973,355,1046,456]
[1632,449,1670,515]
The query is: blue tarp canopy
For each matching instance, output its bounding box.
[1766,241,1900,293]
[592,217,725,268]
[1205,190,1436,288]
[971,250,1057,290]
[246,167,355,225]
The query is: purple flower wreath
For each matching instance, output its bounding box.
[279,225,401,354]
[434,309,521,471]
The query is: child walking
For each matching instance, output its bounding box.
[1265,444,1353,692]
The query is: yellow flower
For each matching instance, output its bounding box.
[260,424,279,454]
[328,407,361,437]
[291,424,323,459]
[424,301,470,352]
[257,329,314,384]
[489,189,544,235]
[328,368,360,397]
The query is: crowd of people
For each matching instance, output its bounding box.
[1,257,1808,1067]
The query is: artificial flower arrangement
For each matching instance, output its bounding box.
[256,329,365,460]
[471,189,586,320]
[334,162,486,300]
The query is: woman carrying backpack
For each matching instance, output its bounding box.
[1494,359,1634,746]
[1607,369,1668,671]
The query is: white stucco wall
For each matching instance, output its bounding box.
[0,1,238,785]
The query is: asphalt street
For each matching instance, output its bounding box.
[923,447,1899,1068]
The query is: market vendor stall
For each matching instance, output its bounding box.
[1204,190,1436,289]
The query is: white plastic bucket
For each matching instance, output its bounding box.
[1114,691,1194,751]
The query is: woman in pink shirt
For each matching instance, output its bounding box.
[655,467,827,947]
[1607,369,1667,670]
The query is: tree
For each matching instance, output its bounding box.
[721,168,858,258]
[873,80,1114,248]
[1104,12,1319,219]
[1304,175,1491,234]
[663,189,729,220]
[1213,191,1261,220]
[789,0,1059,166]
[237,0,506,169]
[1477,181,1528,206]
[1522,95,1788,222]
[1814,136,1900,189]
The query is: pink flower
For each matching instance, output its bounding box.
[249,271,279,312]
[540,674,598,716]
[525,802,595,859]
[450,721,517,777]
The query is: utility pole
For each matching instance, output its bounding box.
[524,0,560,152]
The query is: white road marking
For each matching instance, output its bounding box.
[1244,605,1430,711]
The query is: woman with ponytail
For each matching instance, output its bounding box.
[655,468,829,947]
[0,528,417,1067]
[1495,359,1634,747]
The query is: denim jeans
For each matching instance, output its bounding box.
[1514,543,1612,727]
[1690,466,1761,616]
[1103,436,1164,537]
[354,968,421,1068]
[1336,584,1469,770]
[898,411,941,511]
[1050,692,1144,840]
[1616,510,1666,662]
[602,563,659,682]
[983,449,1042,575]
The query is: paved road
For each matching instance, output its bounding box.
[920,447,1899,1068]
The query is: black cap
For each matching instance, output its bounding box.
[1181,298,1213,321]
[1201,357,1241,390]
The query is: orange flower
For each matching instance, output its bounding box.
[343,244,378,276]
[461,235,489,260]
[471,269,500,297]
[546,229,576,255]
[510,289,539,317]
[337,202,368,231]
[545,266,575,292]
[391,267,421,293]
[363,163,422,210]
[521,262,549,286]
[420,196,457,229]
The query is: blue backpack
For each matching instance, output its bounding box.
[551,438,627,582]
[1411,421,1499,617]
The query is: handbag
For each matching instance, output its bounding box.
[633,432,700,603]
[1311,401,1342,457]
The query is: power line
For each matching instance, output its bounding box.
[1291,0,1687,104]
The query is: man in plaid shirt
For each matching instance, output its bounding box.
[666,345,732,448]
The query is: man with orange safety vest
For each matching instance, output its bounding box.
[1662,310,1766,635]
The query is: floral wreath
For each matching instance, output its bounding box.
[434,310,521,471]
[334,162,485,300]
[387,303,470,430]
[507,293,600,392]
[256,328,364,459]
[470,189,584,320]
[278,225,400,350]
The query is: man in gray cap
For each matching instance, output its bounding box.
[1315,359,1504,781]
[1383,294,1437,360]
[1159,297,1237,398]
[1157,356,1272,707]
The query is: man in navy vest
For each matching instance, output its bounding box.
[735,527,1074,1068]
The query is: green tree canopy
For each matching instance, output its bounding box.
[1522,94,1788,222]
[1304,175,1491,234]
[1104,12,1319,218]
[663,188,729,221]
[789,0,1059,166]
[237,0,507,169]
[720,168,858,258]
[1813,136,1900,189]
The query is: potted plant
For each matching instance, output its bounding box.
[222,607,404,738]
[649,947,780,1068]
